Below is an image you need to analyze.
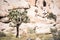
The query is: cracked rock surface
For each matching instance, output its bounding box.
[0,0,60,35]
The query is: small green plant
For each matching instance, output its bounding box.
[8,9,30,38]
[28,28,35,34]
[0,32,6,37]
[47,13,57,21]
[50,27,59,40]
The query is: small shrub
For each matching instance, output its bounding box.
[0,32,6,37]
[50,27,57,33]
[50,27,59,40]
[47,13,57,21]
[28,28,35,34]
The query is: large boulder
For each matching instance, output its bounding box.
[0,22,16,35]
[0,17,9,23]
[5,0,29,9]
[0,0,29,17]
[19,23,54,34]
[0,22,9,31]
[27,6,55,24]
[35,23,53,34]
[27,0,35,6]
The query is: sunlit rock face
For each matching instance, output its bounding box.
[0,0,29,17]
[35,23,53,34]
[27,0,35,6]
[53,0,60,9]
[0,0,60,35]
[0,22,10,33]
[53,0,60,25]
[0,17,9,23]
[27,6,55,24]
[52,0,60,30]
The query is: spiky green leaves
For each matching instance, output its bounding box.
[8,9,30,27]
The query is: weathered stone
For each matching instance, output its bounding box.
[0,0,60,36]
[0,0,29,17]
[35,23,53,34]
[0,22,9,31]
[27,0,35,6]
[0,17,9,23]
[56,24,60,30]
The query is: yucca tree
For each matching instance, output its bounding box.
[8,9,30,38]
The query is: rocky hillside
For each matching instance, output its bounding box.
[0,0,60,37]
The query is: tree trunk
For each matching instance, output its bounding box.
[16,24,20,38]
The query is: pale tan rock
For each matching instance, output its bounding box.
[0,22,9,31]
[27,0,35,6]
[0,0,29,17]
[56,24,60,30]
[0,17,9,23]
[53,0,60,9]
[0,7,9,17]
[35,23,53,34]
[56,16,60,24]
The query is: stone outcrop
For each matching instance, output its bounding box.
[0,0,29,17]
[27,0,35,6]
[0,17,9,23]
[0,0,60,36]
